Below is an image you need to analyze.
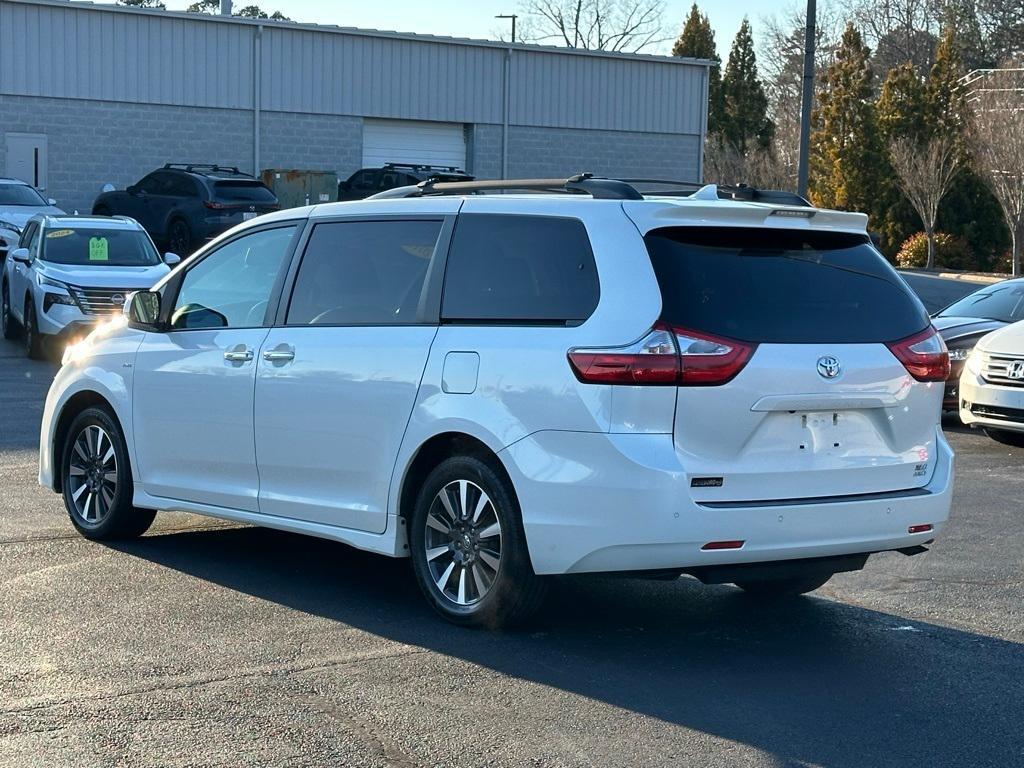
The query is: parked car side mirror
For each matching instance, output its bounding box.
[126,290,164,331]
[47,198,57,206]
[10,248,30,265]
[163,252,181,266]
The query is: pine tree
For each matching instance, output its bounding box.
[672,4,724,136]
[721,18,773,153]
[928,27,971,152]
[809,23,884,218]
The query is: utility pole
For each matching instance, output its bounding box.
[797,0,816,198]
[495,14,517,43]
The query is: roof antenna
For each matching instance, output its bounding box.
[691,184,719,201]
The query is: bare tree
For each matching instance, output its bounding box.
[973,88,1024,275]
[888,135,960,269]
[703,139,790,190]
[517,0,667,53]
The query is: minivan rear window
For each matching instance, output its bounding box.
[213,181,276,203]
[645,227,929,343]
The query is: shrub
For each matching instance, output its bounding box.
[895,232,977,270]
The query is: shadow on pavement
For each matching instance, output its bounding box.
[113,525,1022,768]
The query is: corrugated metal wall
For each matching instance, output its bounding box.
[0,0,706,136]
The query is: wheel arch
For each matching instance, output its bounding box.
[51,390,126,493]
[396,431,518,531]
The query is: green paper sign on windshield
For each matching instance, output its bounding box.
[89,237,109,261]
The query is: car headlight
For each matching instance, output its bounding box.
[966,347,984,375]
[948,347,972,362]
[36,273,70,290]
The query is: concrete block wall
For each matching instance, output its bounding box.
[0,95,253,215]
[506,125,701,183]
[466,124,503,179]
[260,112,363,180]
[1,94,703,213]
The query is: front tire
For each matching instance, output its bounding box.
[735,573,833,597]
[983,427,1024,448]
[23,296,44,359]
[1,281,16,340]
[410,455,547,628]
[61,407,156,540]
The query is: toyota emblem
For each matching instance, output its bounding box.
[817,355,841,379]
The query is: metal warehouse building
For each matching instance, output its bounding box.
[0,0,710,213]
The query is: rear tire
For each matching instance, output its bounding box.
[168,218,192,255]
[734,573,833,597]
[1,281,16,340]
[24,297,44,359]
[61,406,156,540]
[410,455,547,628]
[983,427,1024,448]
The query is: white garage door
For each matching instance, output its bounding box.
[362,119,466,170]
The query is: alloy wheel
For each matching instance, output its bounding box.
[424,479,503,606]
[66,425,118,526]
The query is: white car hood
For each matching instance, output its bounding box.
[37,261,170,289]
[0,205,65,228]
[976,319,1024,356]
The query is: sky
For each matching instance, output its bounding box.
[152,1,796,56]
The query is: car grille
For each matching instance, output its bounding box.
[68,286,131,315]
[981,353,1024,388]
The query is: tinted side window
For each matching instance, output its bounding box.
[19,221,38,249]
[350,171,380,193]
[171,226,296,329]
[441,214,599,324]
[137,173,166,195]
[286,220,443,326]
[164,174,198,197]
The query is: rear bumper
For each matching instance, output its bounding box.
[502,429,954,575]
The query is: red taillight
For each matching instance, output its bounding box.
[567,327,678,384]
[908,524,933,534]
[567,325,755,387]
[887,326,950,382]
[204,200,227,210]
[673,326,756,386]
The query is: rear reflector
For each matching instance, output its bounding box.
[887,326,950,382]
[908,524,933,534]
[701,540,745,551]
[568,325,755,386]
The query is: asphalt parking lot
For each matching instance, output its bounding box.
[2,305,1022,766]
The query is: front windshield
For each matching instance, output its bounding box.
[41,227,161,267]
[0,184,48,206]
[937,282,1024,323]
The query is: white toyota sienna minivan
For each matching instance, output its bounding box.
[39,176,954,627]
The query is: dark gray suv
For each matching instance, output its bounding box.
[92,164,280,255]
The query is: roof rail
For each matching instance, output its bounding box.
[163,163,246,175]
[370,173,644,201]
[383,162,467,173]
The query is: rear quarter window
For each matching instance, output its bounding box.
[441,214,599,325]
[645,227,929,343]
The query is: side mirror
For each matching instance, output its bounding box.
[126,290,163,331]
[47,198,57,206]
[10,248,30,265]
[163,252,181,266]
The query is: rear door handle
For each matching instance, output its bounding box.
[263,344,295,363]
[223,345,254,362]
